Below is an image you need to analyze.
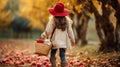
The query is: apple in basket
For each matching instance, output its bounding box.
[36,39,44,43]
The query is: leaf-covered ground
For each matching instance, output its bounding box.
[0,39,120,67]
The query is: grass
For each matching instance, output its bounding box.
[66,43,99,59]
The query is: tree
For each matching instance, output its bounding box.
[0,0,20,30]
[70,0,118,52]
[102,0,120,51]
[11,16,31,38]
[67,0,90,45]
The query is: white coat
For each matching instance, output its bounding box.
[41,16,75,50]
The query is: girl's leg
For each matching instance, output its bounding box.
[50,49,57,58]
[59,48,66,62]
[50,49,57,67]
[59,48,68,67]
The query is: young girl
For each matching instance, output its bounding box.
[41,2,75,67]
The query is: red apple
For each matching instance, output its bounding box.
[36,39,44,43]
[31,55,38,60]
[19,61,24,65]
[15,55,20,59]
[2,59,6,63]
[37,57,41,60]
[45,63,50,67]
[24,58,31,63]
[79,62,84,67]
[43,61,48,65]
[14,61,20,65]
[0,60,2,64]
[75,62,79,66]
[83,58,90,63]
[3,58,9,63]
[24,56,30,59]
[69,60,74,65]
[31,61,36,66]
[8,57,13,61]
[5,60,10,64]
[44,58,49,62]
[68,64,72,67]
[36,63,42,67]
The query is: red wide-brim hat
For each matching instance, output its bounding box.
[48,2,70,16]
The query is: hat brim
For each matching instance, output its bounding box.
[48,8,70,16]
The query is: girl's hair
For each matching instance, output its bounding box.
[54,16,68,31]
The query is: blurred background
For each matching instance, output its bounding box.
[0,0,117,45]
[0,0,50,39]
[0,0,98,42]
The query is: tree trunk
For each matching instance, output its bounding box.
[99,3,116,52]
[115,21,120,50]
[79,12,90,45]
[90,1,116,52]
[115,9,120,51]
[76,13,82,44]
[98,0,120,52]
[75,12,89,45]
[69,13,78,44]
[108,0,120,51]
[89,1,105,44]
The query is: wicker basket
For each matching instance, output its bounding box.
[35,41,52,56]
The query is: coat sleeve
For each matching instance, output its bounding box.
[41,17,55,38]
[67,21,75,43]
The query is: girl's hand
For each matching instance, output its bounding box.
[41,34,45,39]
[41,32,46,39]
[71,41,75,46]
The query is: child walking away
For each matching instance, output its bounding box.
[41,2,75,67]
